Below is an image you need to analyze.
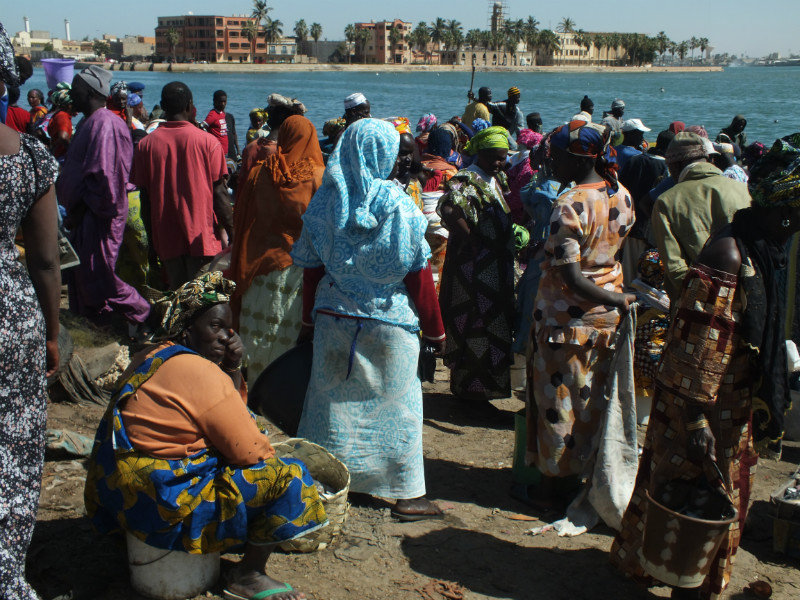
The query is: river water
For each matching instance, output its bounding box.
[24,66,800,145]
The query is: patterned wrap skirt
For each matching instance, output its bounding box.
[84,344,327,553]
[298,313,425,499]
[238,266,304,387]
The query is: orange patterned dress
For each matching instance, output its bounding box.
[526,180,634,477]
[610,263,758,599]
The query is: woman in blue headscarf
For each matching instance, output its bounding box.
[291,118,446,521]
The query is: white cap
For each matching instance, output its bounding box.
[344,92,367,110]
[703,138,719,156]
[621,118,651,133]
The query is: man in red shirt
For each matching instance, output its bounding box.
[131,82,233,288]
[4,86,31,133]
[201,89,228,155]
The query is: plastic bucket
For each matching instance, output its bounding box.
[641,489,737,588]
[126,533,220,600]
[41,59,75,90]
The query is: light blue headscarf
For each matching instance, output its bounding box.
[291,118,430,330]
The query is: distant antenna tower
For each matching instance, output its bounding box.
[488,1,509,33]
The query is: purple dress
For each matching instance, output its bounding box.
[57,108,150,324]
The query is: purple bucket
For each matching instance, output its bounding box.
[41,58,75,90]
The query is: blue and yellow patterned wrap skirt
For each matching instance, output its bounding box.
[84,344,327,553]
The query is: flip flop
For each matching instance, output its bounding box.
[390,508,445,522]
[223,583,295,600]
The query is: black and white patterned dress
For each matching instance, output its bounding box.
[0,133,57,599]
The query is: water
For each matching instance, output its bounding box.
[22,67,800,145]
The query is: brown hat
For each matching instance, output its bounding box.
[665,132,708,164]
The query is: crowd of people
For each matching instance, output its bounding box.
[2,19,800,600]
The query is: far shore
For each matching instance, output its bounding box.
[90,61,724,74]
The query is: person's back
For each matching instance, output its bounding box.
[651,162,751,301]
[132,121,226,263]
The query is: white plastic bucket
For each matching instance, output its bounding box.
[41,59,75,90]
[126,533,220,600]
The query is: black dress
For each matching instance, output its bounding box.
[0,133,57,599]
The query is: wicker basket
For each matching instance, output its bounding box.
[273,438,350,553]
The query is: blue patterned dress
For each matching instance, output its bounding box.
[291,119,431,499]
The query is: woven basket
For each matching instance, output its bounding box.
[273,438,350,553]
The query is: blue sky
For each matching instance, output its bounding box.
[5,1,797,56]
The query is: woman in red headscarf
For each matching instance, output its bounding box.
[230,115,325,386]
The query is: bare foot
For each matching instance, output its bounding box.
[225,567,305,600]
[392,497,444,522]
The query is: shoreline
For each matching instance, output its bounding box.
[99,62,724,74]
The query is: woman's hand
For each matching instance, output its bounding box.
[45,339,60,378]
[221,329,244,370]
[296,324,315,345]
[616,293,638,313]
[687,425,717,463]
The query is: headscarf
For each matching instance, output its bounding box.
[387,116,411,135]
[463,126,510,155]
[322,117,346,139]
[230,115,325,308]
[550,120,619,191]
[471,118,490,132]
[249,107,266,119]
[151,272,236,341]
[743,142,767,167]
[748,132,800,208]
[416,113,437,133]
[293,118,429,285]
[637,249,664,288]
[0,22,19,87]
[427,127,454,159]
[516,128,543,150]
[128,93,142,107]
[685,125,708,138]
[268,93,306,115]
[49,82,72,109]
[508,86,521,97]
[110,81,128,102]
[668,121,686,134]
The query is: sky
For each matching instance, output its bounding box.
[5,0,799,57]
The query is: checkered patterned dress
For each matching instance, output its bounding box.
[610,263,758,599]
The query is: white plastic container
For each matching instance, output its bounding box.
[126,533,220,600]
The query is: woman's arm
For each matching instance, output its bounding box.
[558,262,636,311]
[404,264,445,352]
[21,185,61,376]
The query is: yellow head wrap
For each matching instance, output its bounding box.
[463,126,510,156]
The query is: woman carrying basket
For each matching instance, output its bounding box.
[611,134,800,599]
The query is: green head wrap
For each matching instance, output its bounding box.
[463,126,510,156]
[150,271,236,341]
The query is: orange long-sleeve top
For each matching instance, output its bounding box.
[119,343,274,465]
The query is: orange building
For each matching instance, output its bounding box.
[155,15,298,63]
[354,20,412,64]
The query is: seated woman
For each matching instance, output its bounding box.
[85,272,327,600]
[611,134,800,599]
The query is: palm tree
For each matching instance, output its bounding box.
[430,18,448,51]
[264,17,283,45]
[689,36,698,62]
[166,27,181,62]
[465,29,482,50]
[537,29,560,66]
[293,19,308,54]
[447,19,464,62]
[309,23,322,56]
[522,17,539,54]
[355,28,371,63]
[573,29,588,65]
[344,24,355,64]
[698,37,709,63]
[410,22,431,63]
[678,40,689,65]
[251,0,272,29]
[557,17,575,33]
[656,31,670,64]
[388,25,403,63]
[593,33,607,66]
[243,21,258,62]
[608,32,621,65]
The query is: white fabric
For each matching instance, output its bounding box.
[344,92,367,109]
[530,310,639,537]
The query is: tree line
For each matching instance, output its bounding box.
[339,15,711,67]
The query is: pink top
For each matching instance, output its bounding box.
[203,109,229,155]
[131,120,227,260]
